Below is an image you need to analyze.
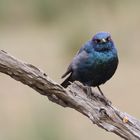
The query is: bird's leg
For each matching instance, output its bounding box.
[97,86,111,105]
[97,86,104,96]
[86,86,93,98]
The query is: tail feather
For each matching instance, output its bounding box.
[61,75,72,88]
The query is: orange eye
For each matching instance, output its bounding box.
[106,36,111,41]
[94,39,101,43]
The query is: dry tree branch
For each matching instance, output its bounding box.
[0,50,140,140]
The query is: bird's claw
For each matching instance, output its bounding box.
[85,86,112,106]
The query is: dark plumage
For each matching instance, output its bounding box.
[61,32,118,90]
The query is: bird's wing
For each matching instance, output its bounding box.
[61,64,72,78]
[61,46,87,79]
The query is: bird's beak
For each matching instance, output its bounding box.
[101,38,106,43]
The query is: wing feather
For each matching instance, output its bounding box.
[61,46,85,78]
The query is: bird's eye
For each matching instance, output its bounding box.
[106,36,111,41]
[94,39,101,43]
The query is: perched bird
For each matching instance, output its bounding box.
[61,32,118,94]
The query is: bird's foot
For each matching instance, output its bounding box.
[101,96,112,106]
[85,86,111,106]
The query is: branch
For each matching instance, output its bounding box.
[0,50,140,140]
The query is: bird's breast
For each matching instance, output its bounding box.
[73,50,118,86]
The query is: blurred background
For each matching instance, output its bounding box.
[0,0,140,139]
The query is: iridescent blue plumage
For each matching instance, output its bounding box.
[61,32,118,89]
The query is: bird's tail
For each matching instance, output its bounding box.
[61,75,72,88]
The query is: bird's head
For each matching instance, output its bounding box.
[92,32,114,52]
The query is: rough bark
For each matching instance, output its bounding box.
[0,50,140,140]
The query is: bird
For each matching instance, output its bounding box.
[61,32,118,95]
